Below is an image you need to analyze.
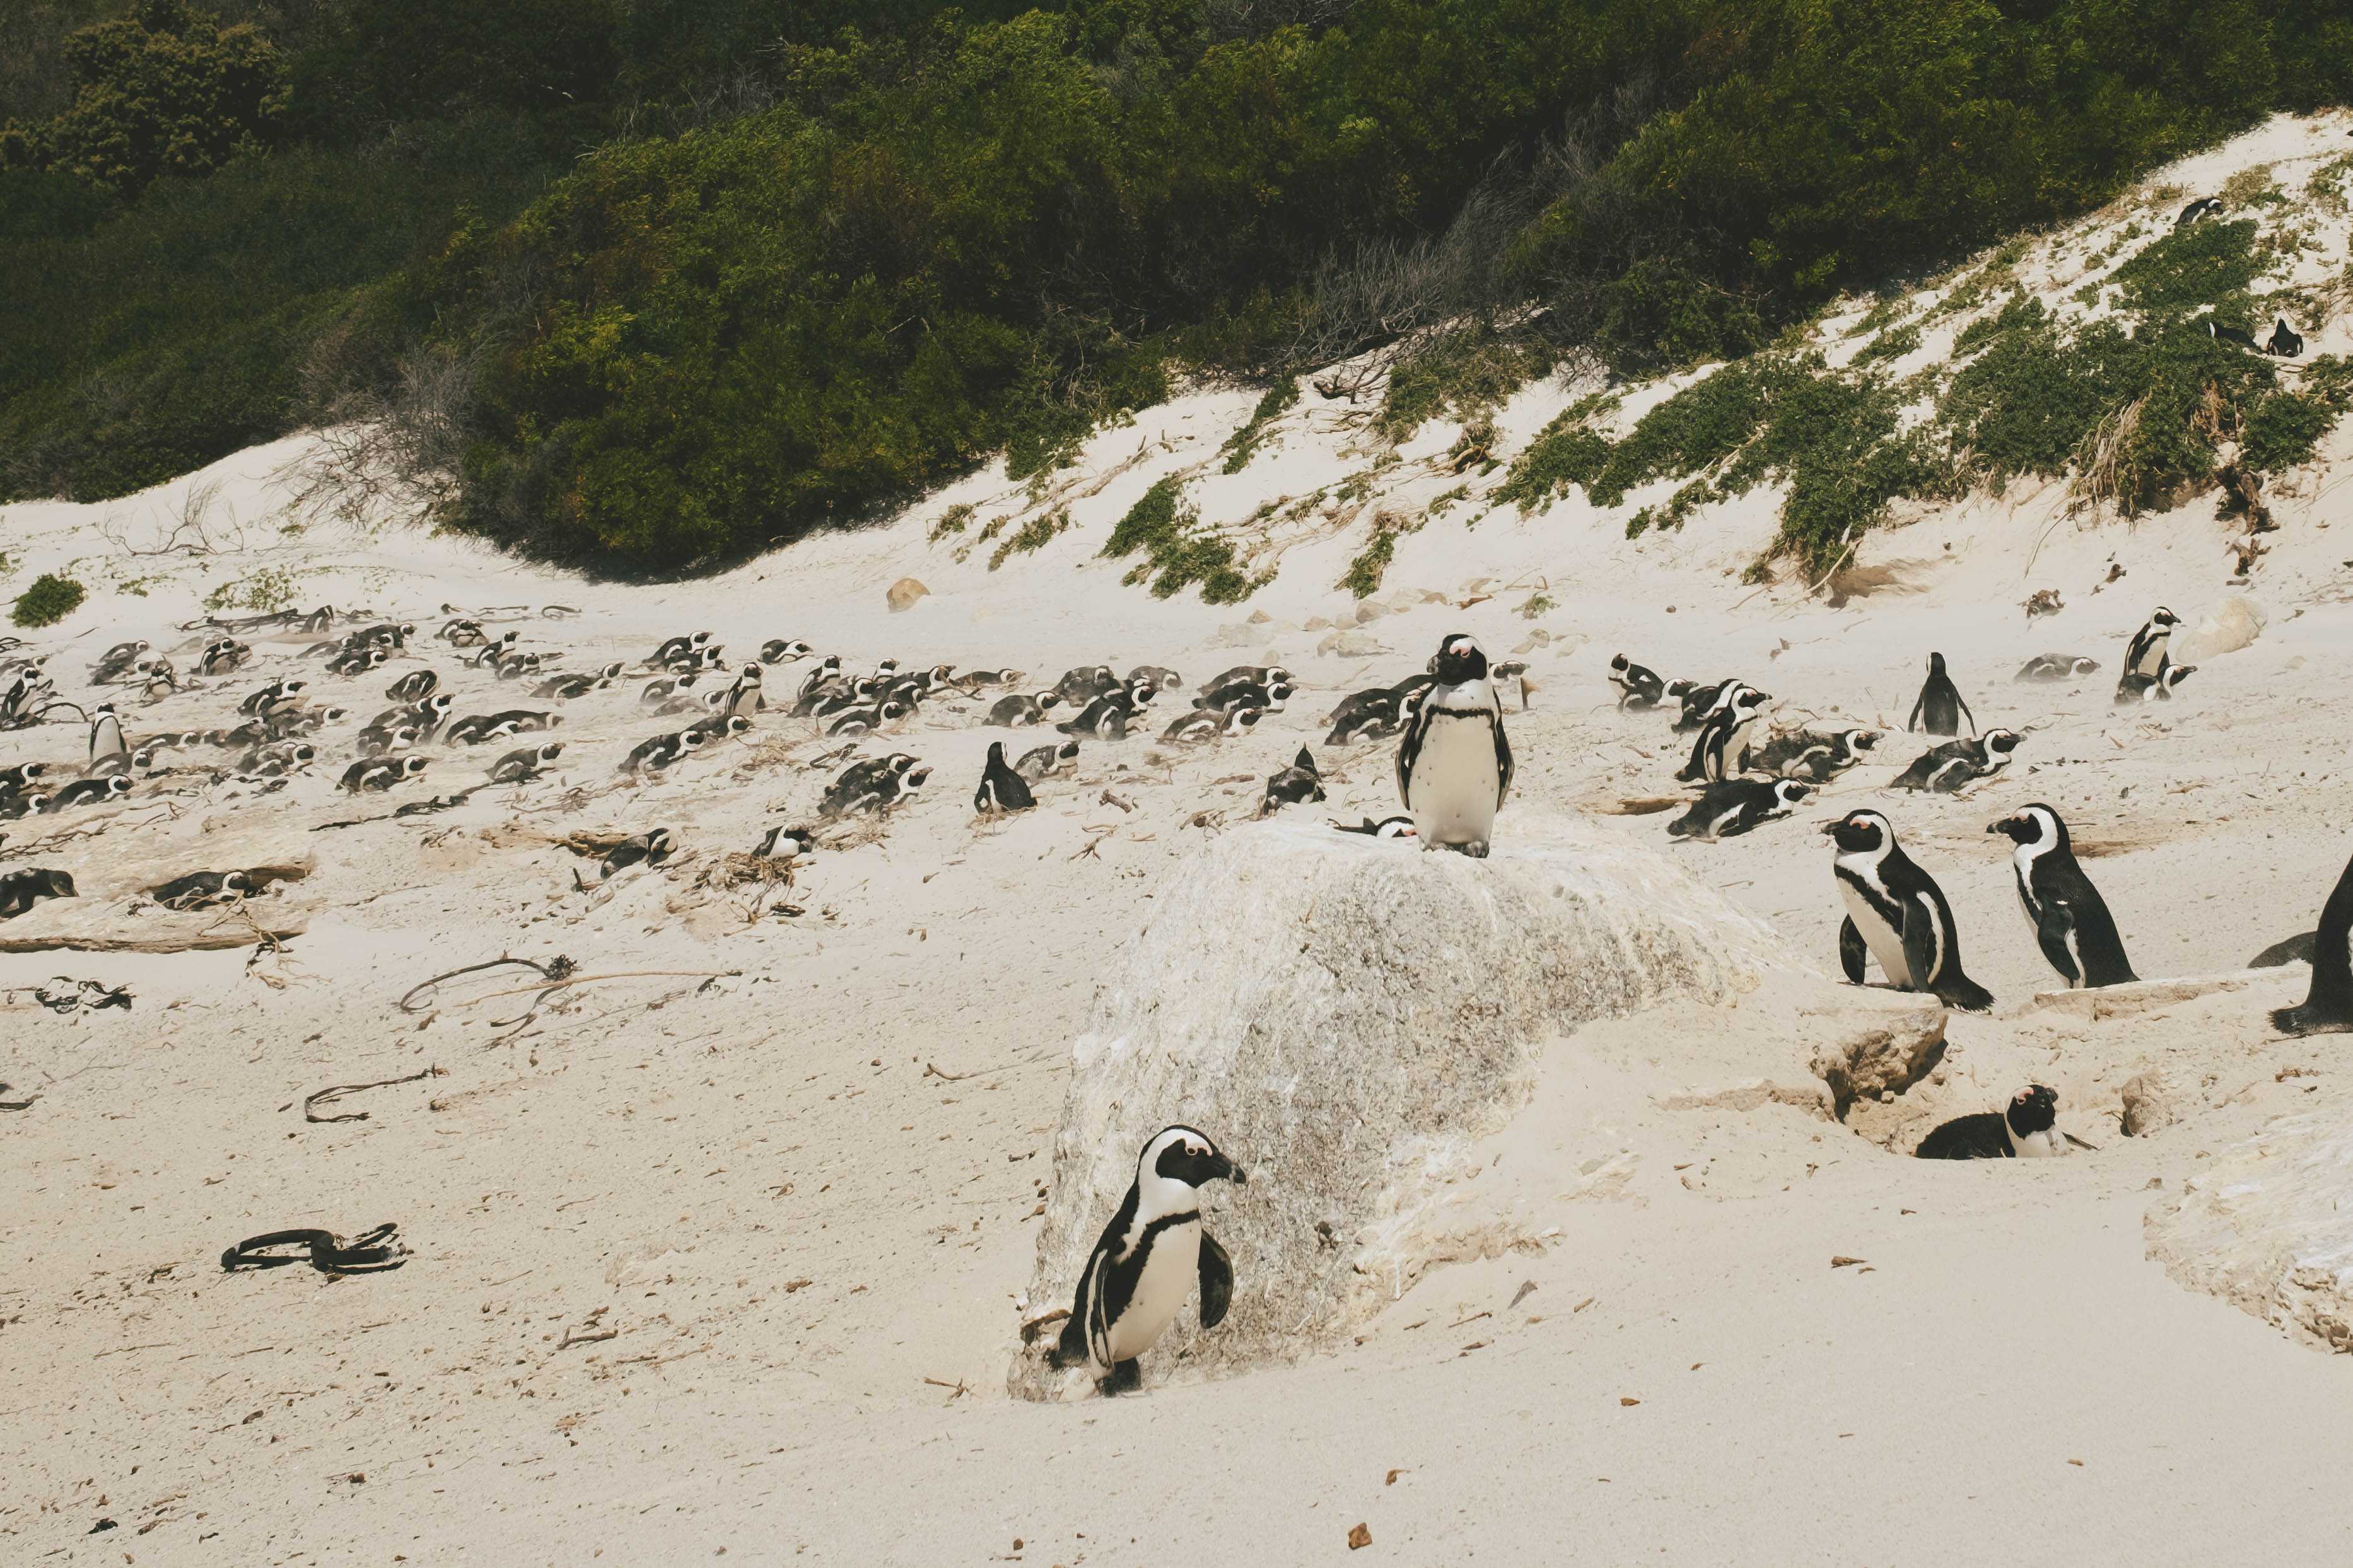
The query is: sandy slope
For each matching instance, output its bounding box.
[6,115,2353,1564]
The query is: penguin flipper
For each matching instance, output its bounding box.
[1838,917,1867,985]
[1198,1232,1234,1331]
[2032,900,2084,987]
[1490,707,1514,806]
[1899,894,1942,998]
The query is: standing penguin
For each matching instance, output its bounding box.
[721,663,763,719]
[1395,633,1513,857]
[2120,608,2178,688]
[1677,686,1770,782]
[2272,845,2353,1035]
[1825,809,1995,1011]
[88,704,127,768]
[1988,804,2136,989]
[1906,653,1975,737]
[1048,1125,1244,1395]
[973,741,1036,813]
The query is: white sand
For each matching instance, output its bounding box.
[5,113,2353,1564]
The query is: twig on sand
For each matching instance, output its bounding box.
[304,1066,444,1124]
[399,955,573,1013]
[923,1376,970,1401]
[459,968,739,1010]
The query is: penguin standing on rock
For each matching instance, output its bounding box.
[1048,1125,1244,1396]
[2271,845,2353,1036]
[1907,653,1975,737]
[1825,809,1995,1012]
[1396,634,1512,857]
[973,742,1036,813]
[1989,804,2136,989]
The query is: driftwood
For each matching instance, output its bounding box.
[304,1066,444,1124]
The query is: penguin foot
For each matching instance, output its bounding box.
[2271,1004,2353,1037]
[1100,1359,1143,1397]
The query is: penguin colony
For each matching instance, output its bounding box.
[9,596,2353,1400]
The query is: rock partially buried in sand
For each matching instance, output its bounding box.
[2174,594,2264,661]
[2120,1073,2173,1137]
[1804,999,1949,1116]
[885,577,929,613]
[1009,817,1785,1398]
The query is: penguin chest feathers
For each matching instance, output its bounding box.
[1836,853,1915,986]
[1095,1212,1201,1365]
[1407,686,1502,840]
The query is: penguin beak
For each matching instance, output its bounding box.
[1209,1152,1243,1185]
[1816,820,1840,837]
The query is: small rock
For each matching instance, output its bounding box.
[1248,608,1272,624]
[1619,1396,1640,1407]
[2120,1073,2173,1137]
[1331,629,1386,658]
[1305,615,1332,632]
[1348,1523,1372,1550]
[1807,999,1949,1115]
[1353,600,1386,624]
[885,576,928,613]
[1211,622,1261,649]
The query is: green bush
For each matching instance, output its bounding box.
[1102,476,1258,603]
[12,572,86,627]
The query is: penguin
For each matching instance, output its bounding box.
[795,656,844,705]
[0,866,76,919]
[1332,815,1417,839]
[1158,706,1259,745]
[237,740,317,775]
[2271,844,2353,1035]
[238,678,307,718]
[47,775,132,810]
[621,731,701,774]
[1750,727,1879,783]
[955,668,1022,690]
[1,762,49,793]
[1988,804,2136,989]
[2014,654,2099,683]
[1671,678,1738,732]
[869,764,930,812]
[2114,664,2197,704]
[1677,686,1770,782]
[1608,654,1666,710]
[754,823,817,859]
[90,743,165,779]
[532,670,606,702]
[1057,694,1133,741]
[138,658,181,700]
[149,870,251,910]
[440,617,486,646]
[651,632,712,668]
[988,692,1061,727]
[385,668,439,704]
[1824,808,1995,1012]
[809,682,882,719]
[829,752,917,798]
[681,713,753,747]
[2120,607,2178,689]
[974,741,1036,813]
[355,723,420,758]
[355,622,416,651]
[596,828,675,879]
[340,757,424,792]
[1015,740,1080,782]
[2206,318,2260,351]
[1395,633,1512,856]
[1047,1125,1244,1395]
[1200,664,1288,697]
[1667,778,1810,842]
[1256,747,1325,817]
[2264,317,2304,358]
[467,630,522,668]
[325,646,387,677]
[442,714,520,746]
[491,649,543,680]
[88,704,127,767]
[1127,666,1184,694]
[485,709,562,735]
[1906,653,1975,737]
[1915,1086,2066,1159]
[0,791,53,821]
[826,700,907,736]
[1053,665,1119,709]
[1197,678,1290,716]
[721,663,764,718]
[2250,931,2315,969]
[2175,195,2221,228]
[91,640,149,683]
[1890,728,2020,793]
[489,741,564,783]
[759,639,814,666]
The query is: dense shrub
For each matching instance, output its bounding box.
[12,572,87,628]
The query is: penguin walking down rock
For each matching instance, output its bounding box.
[1396,634,1512,857]
[1825,809,1995,1012]
[1667,779,1809,842]
[1988,804,2136,989]
[1915,1086,2067,1159]
[1907,653,1975,736]
[974,741,1036,813]
[2272,845,2353,1035]
[1048,1126,1244,1395]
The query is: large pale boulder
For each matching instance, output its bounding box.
[1008,816,1790,1398]
[2146,1094,2353,1353]
[2175,594,2265,661]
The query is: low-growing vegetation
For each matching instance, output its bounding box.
[1102,477,1259,604]
[11,571,85,627]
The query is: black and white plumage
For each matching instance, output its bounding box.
[1196,677,1291,715]
[1015,740,1080,782]
[149,870,251,910]
[2175,195,2221,228]
[826,699,906,736]
[1890,728,2019,794]
[1915,1086,2066,1159]
[760,639,814,665]
[720,663,764,718]
[385,668,440,704]
[1322,681,1424,745]
[974,741,1036,813]
[2114,663,2196,704]
[2272,844,2353,1036]
[1127,666,1184,694]
[1670,678,1737,733]
[988,692,1061,728]
[1825,809,1995,1012]
[1058,694,1134,741]
[955,668,1022,690]
[2014,654,2099,683]
[2120,607,2178,690]
[600,828,676,879]
[1906,652,1975,737]
[1199,664,1288,699]
[2265,317,2304,358]
[91,641,149,684]
[820,758,929,817]
[1988,804,2135,989]
[1,762,49,793]
[489,741,564,783]
[339,755,429,792]
[1053,665,1119,710]
[0,791,53,820]
[1256,747,1324,818]
[753,822,816,858]
[1608,654,1666,710]
[1750,727,1879,783]
[47,775,131,810]
[1332,815,1416,839]
[1159,706,1259,745]
[1676,685,1770,783]
[794,656,844,704]
[651,632,713,668]
[2207,318,2260,351]
[680,713,751,748]
[1048,1125,1244,1395]
[355,723,419,758]
[1396,634,1512,857]
[238,678,307,719]
[0,866,76,919]
[88,704,127,767]
[620,731,701,774]
[1667,779,1809,842]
